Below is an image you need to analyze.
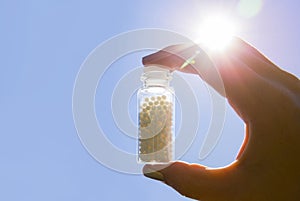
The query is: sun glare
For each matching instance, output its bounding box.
[197,15,236,51]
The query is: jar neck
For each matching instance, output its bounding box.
[143,79,170,87]
[141,66,172,88]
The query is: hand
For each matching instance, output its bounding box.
[142,38,300,201]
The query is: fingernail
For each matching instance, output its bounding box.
[142,50,171,65]
[144,171,164,182]
[143,165,165,181]
[142,53,157,65]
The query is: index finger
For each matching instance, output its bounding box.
[142,39,283,121]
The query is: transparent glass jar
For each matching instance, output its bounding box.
[137,66,175,163]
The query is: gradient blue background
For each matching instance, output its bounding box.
[1,0,299,200]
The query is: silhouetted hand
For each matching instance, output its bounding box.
[142,38,300,201]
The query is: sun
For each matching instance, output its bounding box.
[197,15,236,51]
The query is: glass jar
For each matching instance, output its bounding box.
[137,66,175,163]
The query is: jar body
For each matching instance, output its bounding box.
[137,85,175,163]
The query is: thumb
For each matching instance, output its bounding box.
[143,162,238,200]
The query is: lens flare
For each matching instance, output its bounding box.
[197,15,236,51]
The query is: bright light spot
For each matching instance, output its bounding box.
[237,0,263,18]
[197,16,236,51]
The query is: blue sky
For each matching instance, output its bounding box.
[1,0,300,200]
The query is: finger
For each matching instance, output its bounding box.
[142,40,299,121]
[143,162,239,200]
[143,44,201,74]
[143,44,227,97]
[143,42,275,121]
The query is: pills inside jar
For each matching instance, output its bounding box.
[138,95,173,163]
